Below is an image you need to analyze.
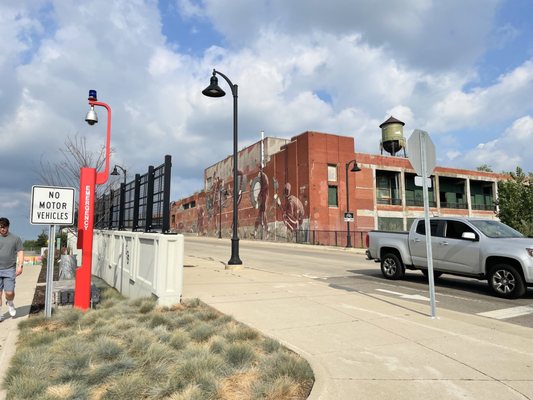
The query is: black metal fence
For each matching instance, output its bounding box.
[247,229,367,248]
[94,155,172,233]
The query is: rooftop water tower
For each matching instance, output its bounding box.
[379,116,406,157]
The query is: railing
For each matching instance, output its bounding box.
[259,229,369,248]
[94,155,172,233]
[405,199,437,207]
[471,204,494,211]
[440,202,468,209]
[377,198,402,205]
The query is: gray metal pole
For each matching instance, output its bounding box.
[44,225,56,318]
[420,132,437,318]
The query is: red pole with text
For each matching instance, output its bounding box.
[74,167,96,309]
[74,90,112,310]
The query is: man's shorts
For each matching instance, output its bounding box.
[0,267,16,292]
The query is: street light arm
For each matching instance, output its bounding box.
[90,100,112,185]
[113,165,126,175]
[213,69,237,96]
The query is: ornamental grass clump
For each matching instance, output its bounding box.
[3,289,314,399]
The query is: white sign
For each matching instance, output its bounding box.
[31,185,75,225]
[414,176,432,188]
[408,129,436,178]
[344,212,354,222]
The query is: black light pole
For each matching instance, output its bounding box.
[111,164,127,186]
[111,165,127,230]
[345,159,361,248]
[203,69,242,265]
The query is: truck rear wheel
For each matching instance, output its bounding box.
[381,253,405,280]
[488,264,526,299]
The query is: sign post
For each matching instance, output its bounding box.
[407,129,437,318]
[31,185,75,318]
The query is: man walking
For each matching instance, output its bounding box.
[0,218,24,321]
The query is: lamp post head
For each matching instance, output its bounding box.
[85,105,98,125]
[350,163,361,172]
[111,166,120,176]
[202,73,226,97]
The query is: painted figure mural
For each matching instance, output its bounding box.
[251,170,269,238]
[274,181,305,232]
[196,206,205,235]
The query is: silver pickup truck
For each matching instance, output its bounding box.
[366,217,533,298]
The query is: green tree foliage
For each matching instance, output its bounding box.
[497,167,533,236]
[23,240,37,251]
[476,164,493,172]
[35,230,48,248]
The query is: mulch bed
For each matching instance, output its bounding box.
[29,260,59,315]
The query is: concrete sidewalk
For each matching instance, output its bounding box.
[182,254,533,400]
[0,263,41,400]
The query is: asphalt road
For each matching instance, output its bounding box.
[184,236,533,329]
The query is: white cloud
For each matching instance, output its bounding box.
[459,116,533,172]
[431,60,533,132]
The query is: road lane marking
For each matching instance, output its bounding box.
[375,288,435,302]
[477,305,533,320]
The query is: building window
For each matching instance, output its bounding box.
[439,177,467,209]
[328,165,337,181]
[470,181,494,210]
[405,173,435,207]
[376,170,401,205]
[328,185,338,207]
[377,217,403,231]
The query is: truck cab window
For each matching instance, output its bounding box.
[415,220,439,236]
[445,220,475,240]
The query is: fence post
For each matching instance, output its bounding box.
[108,190,114,229]
[145,165,155,232]
[162,155,172,233]
[118,183,125,230]
[133,173,141,231]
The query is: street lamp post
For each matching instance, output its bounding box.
[111,164,127,186]
[111,165,127,230]
[202,69,242,265]
[75,90,112,310]
[345,159,361,248]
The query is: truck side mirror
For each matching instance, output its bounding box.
[462,232,477,241]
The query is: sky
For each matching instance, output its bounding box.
[2,0,533,241]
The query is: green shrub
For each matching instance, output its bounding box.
[225,343,257,367]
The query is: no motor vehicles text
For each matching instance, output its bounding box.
[38,201,69,209]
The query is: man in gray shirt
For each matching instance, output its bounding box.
[0,217,24,321]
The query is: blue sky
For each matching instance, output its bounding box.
[1,0,533,241]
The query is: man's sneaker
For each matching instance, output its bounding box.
[0,313,4,322]
[6,302,16,317]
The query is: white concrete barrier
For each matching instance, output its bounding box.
[73,230,184,307]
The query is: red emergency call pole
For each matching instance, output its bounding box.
[74,90,112,310]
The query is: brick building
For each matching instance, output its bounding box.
[170,123,505,247]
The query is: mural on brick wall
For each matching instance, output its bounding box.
[273,179,305,232]
[250,170,269,238]
[170,136,310,241]
[197,206,205,235]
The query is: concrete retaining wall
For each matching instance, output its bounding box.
[71,230,184,307]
